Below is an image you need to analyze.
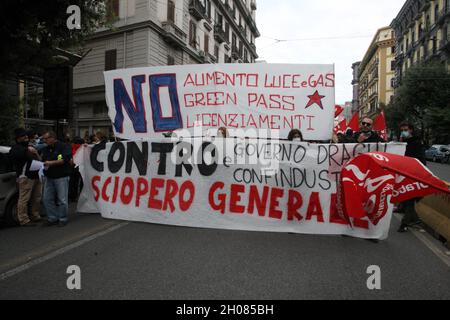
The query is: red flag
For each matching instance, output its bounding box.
[339,152,450,226]
[347,112,359,132]
[335,105,344,118]
[334,119,347,134]
[374,112,387,140]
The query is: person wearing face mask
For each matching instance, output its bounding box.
[397,122,426,233]
[9,128,43,226]
[287,129,303,142]
[400,122,426,165]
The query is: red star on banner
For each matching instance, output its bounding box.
[305,91,325,110]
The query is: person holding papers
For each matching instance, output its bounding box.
[9,128,43,226]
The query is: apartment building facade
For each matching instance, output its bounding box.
[73,0,260,138]
[351,61,361,114]
[390,0,450,86]
[358,27,396,119]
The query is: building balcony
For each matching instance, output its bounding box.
[203,20,212,32]
[420,2,431,12]
[437,10,448,25]
[161,21,187,49]
[189,0,206,21]
[395,53,405,65]
[223,1,232,15]
[205,53,217,64]
[369,91,378,100]
[371,69,378,80]
[391,77,400,89]
[214,25,227,44]
[368,61,379,73]
[439,39,450,53]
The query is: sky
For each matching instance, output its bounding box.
[255,0,407,104]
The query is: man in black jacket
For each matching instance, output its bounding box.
[353,117,385,143]
[397,122,425,232]
[9,128,42,226]
[41,131,73,227]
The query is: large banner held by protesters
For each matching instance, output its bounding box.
[75,139,406,240]
[104,64,336,141]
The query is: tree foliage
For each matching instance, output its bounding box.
[0,84,20,146]
[0,0,107,78]
[386,61,450,144]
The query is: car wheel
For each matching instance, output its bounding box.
[4,195,19,227]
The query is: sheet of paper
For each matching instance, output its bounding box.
[29,160,44,172]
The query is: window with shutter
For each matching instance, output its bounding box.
[189,21,197,48]
[204,34,209,54]
[105,50,117,71]
[167,0,175,22]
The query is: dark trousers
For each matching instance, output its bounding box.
[69,168,83,202]
[401,199,420,225]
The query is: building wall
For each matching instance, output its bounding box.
[358,27,395,119]
[72,0,260,138]
[351,62,361,114]
[391,0,450,86]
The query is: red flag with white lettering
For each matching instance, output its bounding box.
[335,105,344,118]
[339,152,450,226]
[334,119,347,134]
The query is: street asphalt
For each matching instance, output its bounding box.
[428,161,450,183]
[0,208,449,300]
[0,162,448,300]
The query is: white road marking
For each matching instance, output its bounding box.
[394,214,450,268]
[0,222,129,282]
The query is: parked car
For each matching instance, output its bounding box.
[425,145,450,163]
[444,145,450,164]
[0,146,19,226]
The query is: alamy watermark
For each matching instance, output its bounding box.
[66,5,81,30]
[66,265,81,290]
[366,265,381,290]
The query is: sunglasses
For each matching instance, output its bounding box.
[361,122,372,127]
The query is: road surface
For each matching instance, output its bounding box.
[0,203,449,300]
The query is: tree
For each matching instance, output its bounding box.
[0,83,20,146]
[386,61,450,144]
[0,0,107,78]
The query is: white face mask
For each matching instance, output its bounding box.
[293,138,302,142]
[401,131,411,139]
[217,132,224,138]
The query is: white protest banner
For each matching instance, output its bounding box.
[75,139,406,240]
[104,64,335,141]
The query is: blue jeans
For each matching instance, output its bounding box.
[43,177,70,223]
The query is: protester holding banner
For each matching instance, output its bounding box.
[69,137,85,202]
[397,122,426,233]
[9,128,43,227]
[344,128,354,143]
[217,127,229,138]
[353,118,385,143]
[287,129,303,142]
[41,131,73,227]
